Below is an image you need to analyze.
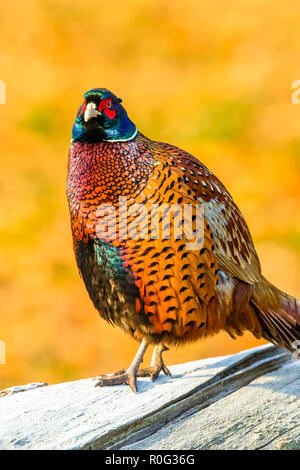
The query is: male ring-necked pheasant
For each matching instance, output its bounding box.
[67,88,300,392]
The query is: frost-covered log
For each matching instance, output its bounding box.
[0,344,299,450]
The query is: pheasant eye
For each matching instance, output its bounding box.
[106,100,112,108]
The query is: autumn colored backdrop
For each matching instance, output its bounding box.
[0,0,299,388]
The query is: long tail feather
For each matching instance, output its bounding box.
[251,277,300,351]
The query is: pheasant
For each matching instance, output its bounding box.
[67,88,300,392]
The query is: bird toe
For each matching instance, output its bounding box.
[94,370,138,392]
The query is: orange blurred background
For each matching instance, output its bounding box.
[0,0,299,389]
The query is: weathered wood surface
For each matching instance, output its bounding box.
[0,344,299,450]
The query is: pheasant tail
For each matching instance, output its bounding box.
[251,277,300,351]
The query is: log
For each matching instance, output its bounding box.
[0,344,299,450]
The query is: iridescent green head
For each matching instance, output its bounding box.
[72,88,137,143]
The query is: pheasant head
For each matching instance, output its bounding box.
[72,88,137,143]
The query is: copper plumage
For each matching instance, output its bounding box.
[67,88,300,392]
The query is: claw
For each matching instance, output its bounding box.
[151,369,160,382]
[127,374,137,393]
[94,370,138,392]
[137,344,171,382]
[162,364,172,376]
[93,339,149,393]
[93,340,171,392]
[137,363,171,382]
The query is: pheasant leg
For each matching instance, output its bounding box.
[137,344,171,381]
[94,338,149,393]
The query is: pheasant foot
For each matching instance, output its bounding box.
[94,339,149,393]
[137,344,171,381]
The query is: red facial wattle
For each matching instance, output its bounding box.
[98,98,116,119]
[104,108,116,119]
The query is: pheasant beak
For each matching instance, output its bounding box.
[84,102,101,122]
